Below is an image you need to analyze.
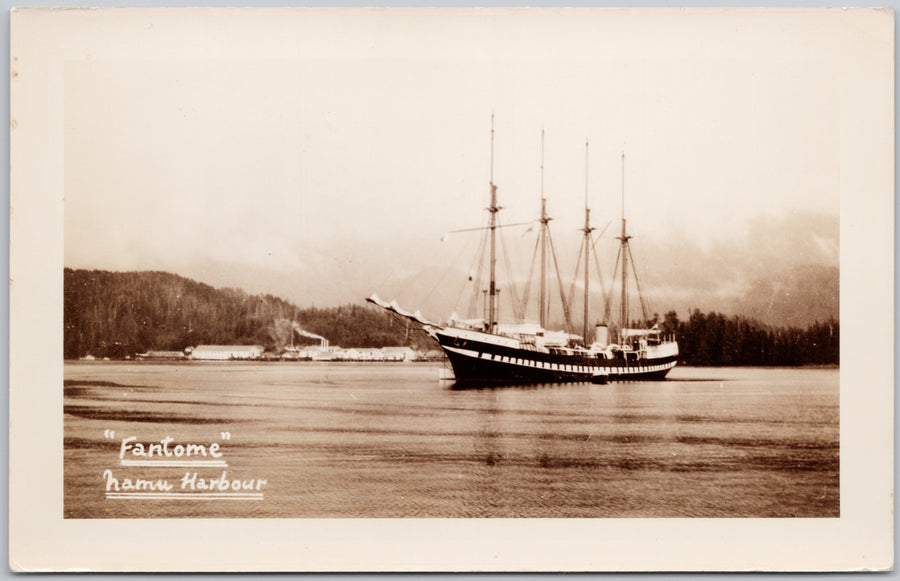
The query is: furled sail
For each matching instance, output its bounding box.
[366,294,442,330]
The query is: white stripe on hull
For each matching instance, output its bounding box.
[441,344,676,378]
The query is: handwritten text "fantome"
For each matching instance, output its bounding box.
[119,436,224,459]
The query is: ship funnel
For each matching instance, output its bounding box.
[594,324,609,348]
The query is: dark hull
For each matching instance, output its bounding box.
[436,331,677,385]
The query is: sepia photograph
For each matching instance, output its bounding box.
[9,5,893,571]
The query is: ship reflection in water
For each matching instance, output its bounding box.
[64,362,838,518]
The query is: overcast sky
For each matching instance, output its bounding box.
[62,8,852,324]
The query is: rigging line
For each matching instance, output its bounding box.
[464,224,489,319]
[419,259,455,311]
[497,222,524,322]
[635,240,658,320]
[546,231,573,332]
[637,244,656,320]
[604,245,622,324]
[372,262,400,300]
[446,221,535,234]
[590,221,614,253]
[423,222,481,311]
[453,224,485,311]
[590,234,610,320]
[627,242,652,323]
[372,245,410,298]
[469,228,488,319]
[567,241,585,316]
[520,233,541,324]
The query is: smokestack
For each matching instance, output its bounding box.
[291,322,328,348]
[594,324,609,348]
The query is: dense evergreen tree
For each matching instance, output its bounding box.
[664,309,838,367]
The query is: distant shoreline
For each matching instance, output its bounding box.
[63,359,839,370]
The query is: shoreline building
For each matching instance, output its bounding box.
[139,350,186,360]
[380,346,417,362]
[190,345,264,361]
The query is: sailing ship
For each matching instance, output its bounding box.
[368,119,678,384]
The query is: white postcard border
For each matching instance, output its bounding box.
[9,6,893,572]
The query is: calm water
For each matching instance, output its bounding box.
[64,362,839,518]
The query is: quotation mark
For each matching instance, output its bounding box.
[220,432,231,440]
[103,429,115,439]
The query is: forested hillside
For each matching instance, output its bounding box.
[659,310,838,366]
[64,269,431,359]
[64,268,839,365]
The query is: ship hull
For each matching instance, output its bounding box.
[435,329,677,385]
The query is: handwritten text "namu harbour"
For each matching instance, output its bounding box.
[102,431,265,501]
[102,470,267,492]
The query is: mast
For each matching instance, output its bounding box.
[487,115,500,333]
[539,130,549,329]
[523,130,572,334]
[582,139,593,344]
[618,152,631,336]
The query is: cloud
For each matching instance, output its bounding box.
[144,209,838,329]
[635,211,839,325]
